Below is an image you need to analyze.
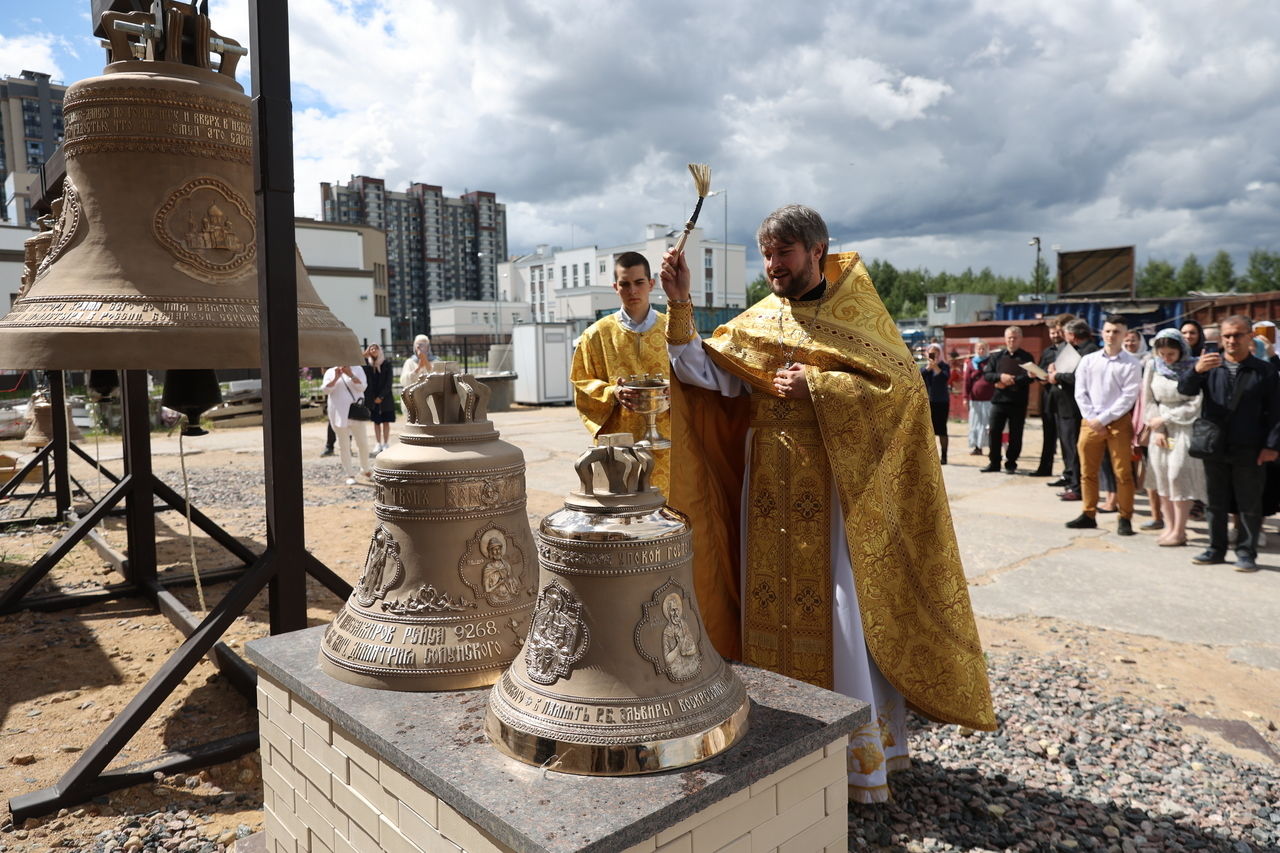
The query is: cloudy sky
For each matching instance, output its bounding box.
[3,0,1278,279]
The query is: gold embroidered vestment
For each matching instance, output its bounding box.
[670,253,996,730]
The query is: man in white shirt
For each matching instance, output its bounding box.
[1066,314,1143,535]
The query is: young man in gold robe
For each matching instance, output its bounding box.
[660,205,995,803]
[570,251,671,493]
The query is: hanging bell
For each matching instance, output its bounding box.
[319,371,538,690]
[0,1,359,371]
[23,390,85,447]
[485,435,749,775]
[161,369,222,436]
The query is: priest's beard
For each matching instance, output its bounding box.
[769,254,820,300]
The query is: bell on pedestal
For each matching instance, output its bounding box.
[0,1,359,370]
[486,435,750,775]
[23,391,85,447]
[319,371,537,690]
[161,369,222,436]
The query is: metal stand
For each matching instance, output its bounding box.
[0,372,87,526]
[7,0,349,821]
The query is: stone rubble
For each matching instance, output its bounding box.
[850,652,1279,852]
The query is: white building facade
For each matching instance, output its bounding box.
[497,225,747,336]
[295,218,391,350]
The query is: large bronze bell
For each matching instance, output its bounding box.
[319,371,538,690]
[23,390,85,447]
[486,435,749,775]
[0,2,359,370]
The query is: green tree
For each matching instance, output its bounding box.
[1175,253,1204,294]
[1205,250,1236,292]
[1031,255,1051,296]
[1241,249,1280,293]
[745,273,770,304]
[1136,258,1178,297]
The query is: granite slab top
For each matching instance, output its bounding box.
[246,625,867,853]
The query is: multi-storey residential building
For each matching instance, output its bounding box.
[320,176,507,345]
[496,224,747,337]
[1,71,68,226]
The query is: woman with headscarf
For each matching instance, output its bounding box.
[401,334,435,387]
[322,364,372,486]
[1123,329,1159,527]
[920,342,951,464]
[363,343,395,453]
[1143,329,1203,546]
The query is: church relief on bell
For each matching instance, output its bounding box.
[153,175,256,283]
[458,525,529,607]
[525,580,589,685]
[354,524,405,607]
[635,579,703,683]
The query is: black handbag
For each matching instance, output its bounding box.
[341,375,371,421]
[1188,418,1222,459]
[1188,371,1247,460]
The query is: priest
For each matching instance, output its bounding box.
[661,204,995,802]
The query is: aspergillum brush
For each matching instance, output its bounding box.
[673,163,712,254]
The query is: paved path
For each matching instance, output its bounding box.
[126,405,1280,670]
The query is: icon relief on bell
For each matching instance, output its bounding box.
[459,525,527,606]
[354,524,405,607]
[525,580,589,685]
[635,578,703,683]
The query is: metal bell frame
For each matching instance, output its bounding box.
[4,0,354,821]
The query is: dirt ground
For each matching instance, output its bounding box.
[0,430,1277,849]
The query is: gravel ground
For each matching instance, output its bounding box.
[852,652,1279,852]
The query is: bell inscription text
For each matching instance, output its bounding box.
[63,88,253,163]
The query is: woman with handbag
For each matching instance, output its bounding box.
[1144,329,1204,546]
[363,344,396,454]
[322,365,373,486]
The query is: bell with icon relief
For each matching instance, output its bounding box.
[486,434,749,775]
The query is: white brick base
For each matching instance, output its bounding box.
[258,675,848,853]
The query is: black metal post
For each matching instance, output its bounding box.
[120,371,157,587]
[47,371,72,515]
[250,0,308,634]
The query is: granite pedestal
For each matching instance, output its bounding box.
[246,626,867,853]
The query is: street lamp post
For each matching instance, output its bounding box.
[1028,236,1042,300]
[709,189,728,308]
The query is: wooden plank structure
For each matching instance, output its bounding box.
[1056,246,1136,298]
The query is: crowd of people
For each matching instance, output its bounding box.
[953,312,1280,572]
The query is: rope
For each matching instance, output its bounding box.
[179,425,206,612]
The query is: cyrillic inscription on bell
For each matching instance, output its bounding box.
[486,435,750,775]
[319,372,536,691]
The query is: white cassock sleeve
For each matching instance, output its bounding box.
[669,337,749,398]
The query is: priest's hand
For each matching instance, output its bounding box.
[660,248,692,303]
[773,364,811,399]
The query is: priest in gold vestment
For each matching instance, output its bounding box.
[570,251,671,493]
[661,205,996,803]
